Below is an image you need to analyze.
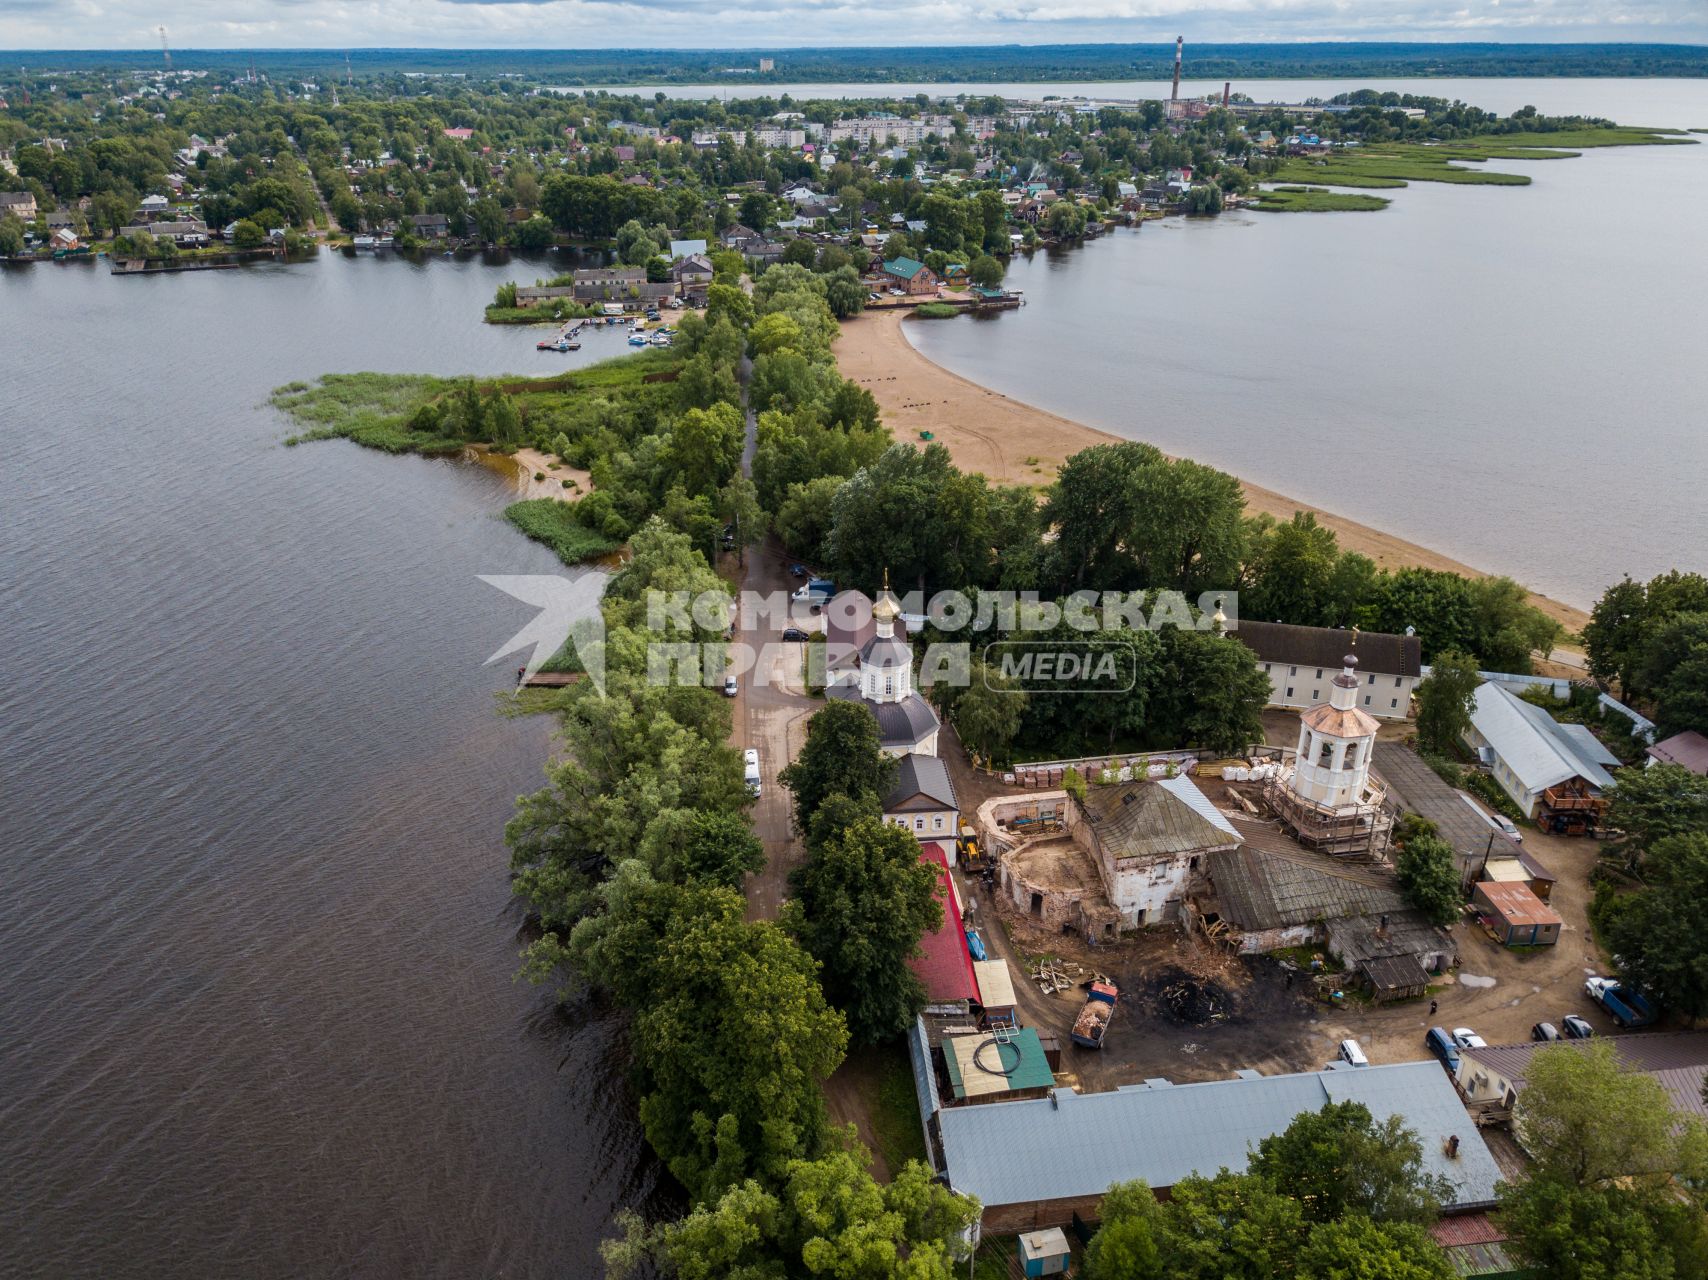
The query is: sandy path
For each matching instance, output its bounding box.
[835,309,1589,634]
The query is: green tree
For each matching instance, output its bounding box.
[943,660,1026,765]
[1414,649,1480,754]
[1500,1177,1684,1280]
[230,218,266,249]
[1083,1180,1164,1280]
[1514,1040,1691,1186]
[1249,1101,1450,1224]
[1296,1216,1456,1280]
[823,266,867,319]
[739,191,774,231]
[779,701,896,838]
[651,809,765,889]
[718,474,764,567]
[604,1150,977,1279]
[1607,763,1708,861]
[1640,612,1708,740]
[1607,834,1708,1018]
[570,875,847,1201]
[968,253,1005,289]
[1244,512,1341,625]
[0,216,25,257]
[1584,575,1653,698]
[784,816,942,1045]
[1394,833,1462,926]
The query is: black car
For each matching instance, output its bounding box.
[788,563,808,578]
[1562,1015,1595,1039]
[1531,1021,1561,1042]
[781,627,810,642]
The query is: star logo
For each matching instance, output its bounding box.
[478,573,608,694]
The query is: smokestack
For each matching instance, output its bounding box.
[1172,37,1182,102]
[1223,81,1230,108]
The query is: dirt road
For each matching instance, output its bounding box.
[733,538,819,921]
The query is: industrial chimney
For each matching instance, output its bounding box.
[1223,81,1230,107]
[1171,37,1183,102]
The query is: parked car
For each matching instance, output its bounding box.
[788,563,808,578]
[723,675,738,697]
[1425,1027,1461,1073]
[1452,1027,1488,1050]
[1531,1021,1561,1042]
[781,627,810,642]
[1487,811,1522,841]
[1562,1014,1595,1039]
[1337,1039,1369,1068]
[743,748,761,797]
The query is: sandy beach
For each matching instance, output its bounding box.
[469,444,592,502]
[835,308,1590,635]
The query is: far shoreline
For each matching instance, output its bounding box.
[835,307,1592,635]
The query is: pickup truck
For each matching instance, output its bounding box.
[1071,981,1118,1049]
[790,577,835,604]
[1586,976,1655,1028]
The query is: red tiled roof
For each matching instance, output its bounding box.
[911,843,978,1004]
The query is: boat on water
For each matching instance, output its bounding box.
[537,337,580,352]
[351,234,376,250]
[628,333,649,346]
[648,334,672,347]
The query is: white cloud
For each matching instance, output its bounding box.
[2,0,1704,50]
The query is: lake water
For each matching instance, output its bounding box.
[903,83,1708,610]
[1,76,1704,1277]
[0,253,678,1278]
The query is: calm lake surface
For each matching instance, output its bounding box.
[0,254,677,1278]
[906,100,1708,610]
[0,75,1703,1277]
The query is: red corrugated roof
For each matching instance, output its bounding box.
[1429,1213,1507,1247]
[912,843,979,1004]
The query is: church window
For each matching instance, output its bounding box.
[884,677,894,696]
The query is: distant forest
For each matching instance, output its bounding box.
[9,43,1708,83]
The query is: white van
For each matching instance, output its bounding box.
[744,748,761,797]
[1338,1039,1369,1068]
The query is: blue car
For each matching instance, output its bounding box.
[1425,1026,1461,1075]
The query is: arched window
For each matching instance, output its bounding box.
[1345,742,1360,769]
[1318,740,1334,766]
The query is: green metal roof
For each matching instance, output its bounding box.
[941,1027,1055,1099]
[882,255,928,280]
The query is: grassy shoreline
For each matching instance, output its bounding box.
[1252,185,1391,212]
[1269,127,1692,190]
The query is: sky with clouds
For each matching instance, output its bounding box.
[4,0,1706,52]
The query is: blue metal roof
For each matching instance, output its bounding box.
[938,1061,1500,1212]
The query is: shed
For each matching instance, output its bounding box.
[1472,880,1562,947]
[1017,1227,1072,1277]
[973,959,1017,1027]
[1361,953,1429,1003]
[941,1027,1056,1102]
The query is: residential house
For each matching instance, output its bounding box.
[611,145,636,163]
[136,193,170,218]
[880,256,939,295]
[883,753,959,843]
[1464,681,1620,831]
[668,237,708,260]
[407,212,450,239]
[936,1062,1501,1232]
[120,219,210,247]
[669,253,714,287]
[1231,620,1422,720]
[442,127,475,140]
[1457,1032,1708,1125]
[1647,729,1708,775]
[50,226,80,251]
